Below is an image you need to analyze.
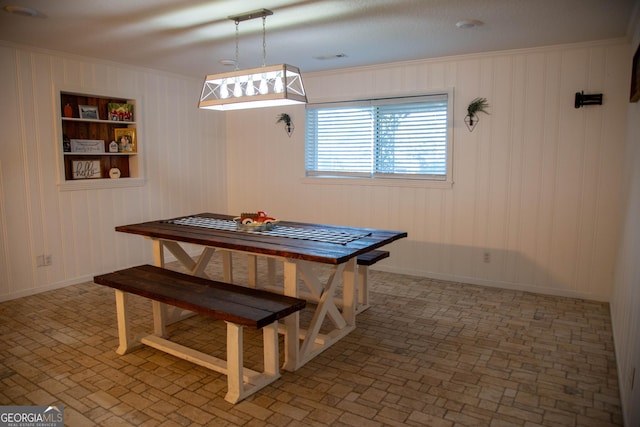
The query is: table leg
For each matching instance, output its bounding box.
[192,248,215,277]
[247,255,258,288]
[159,240,214,279]
[247,254,276,288]
[152,239,165,267]
[341,258,357,326]
[280,258,357,371]
[152,240,218,326]
[221,251,233,283]
[297,261,346,329]
[282,259,300,371]
[267,258,276,288]
[152,300,167,338]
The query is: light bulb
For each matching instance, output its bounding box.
[220,81,229,99]
[246,77,255,96]
[259,76,268,95]
[274,75,283,93]
[233,79,243,98]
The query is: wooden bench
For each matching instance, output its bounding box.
[355,250,389,313]
[93,264,306,404]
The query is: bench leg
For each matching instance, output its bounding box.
[224,321,280,403]
[225,322,244,403]
[114,290,141,355]
[262,321,279,378]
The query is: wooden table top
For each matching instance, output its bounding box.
[116,212,407,264]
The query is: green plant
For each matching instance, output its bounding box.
[276,113,291,126]
[276,113,294,137]
[467,97,490,117]
[465,98,490,129]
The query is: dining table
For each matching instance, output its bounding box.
[115,212,407,371]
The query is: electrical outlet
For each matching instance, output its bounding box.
[483,251,491,263]
[36,254,52,267]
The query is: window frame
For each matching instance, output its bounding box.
[304,89,454,188]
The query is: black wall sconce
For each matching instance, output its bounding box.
[574,91,603,108]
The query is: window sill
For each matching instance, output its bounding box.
[301,176,453,189]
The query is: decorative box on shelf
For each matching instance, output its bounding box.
[70,139,104,153]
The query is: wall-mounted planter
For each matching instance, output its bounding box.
[465,97,489,132]
[464,114,479,132]
[277,113,294,137]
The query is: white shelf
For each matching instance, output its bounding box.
[63,152,137,156]
[57,89,144,190]
[62,117,136,125]
[57,177,146,192]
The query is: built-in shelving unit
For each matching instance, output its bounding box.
[57,90,144,190]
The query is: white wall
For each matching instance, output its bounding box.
[610,12,640,426]
[0,39,628,304]
[0,42,228,301]
[226,39,630,302]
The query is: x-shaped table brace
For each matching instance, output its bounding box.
[150,238,357,371]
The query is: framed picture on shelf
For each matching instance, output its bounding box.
[72,160,102,179]
[107,103,134,121]
[114,128,137,152]
[70,139,104,153]
[78,105,100,119]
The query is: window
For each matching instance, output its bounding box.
[305,93,451,182]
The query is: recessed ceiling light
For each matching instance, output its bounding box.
[2,5,42,17]
[219,59,236,67]
[456,19,483,29]
[314,53,348,60]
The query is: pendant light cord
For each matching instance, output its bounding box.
[234,19,240,71]
[231,11,269,69]
[262,15,267,67]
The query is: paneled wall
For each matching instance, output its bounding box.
[610,14,640,426]
[0,33,636,425]
[226,39,630,302]
[0,42,227,301]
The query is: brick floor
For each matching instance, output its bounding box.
[0,257,623,426]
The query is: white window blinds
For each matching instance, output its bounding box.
[305,93,450,180]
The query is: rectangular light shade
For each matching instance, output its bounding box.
[199,64,307,111]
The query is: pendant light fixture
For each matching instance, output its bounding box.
[198,8,307,111]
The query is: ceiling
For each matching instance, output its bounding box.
[0,0,638,79]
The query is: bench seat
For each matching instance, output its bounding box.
[94,264,306,404]
[355,250,389,313]
[357,249,390,266]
